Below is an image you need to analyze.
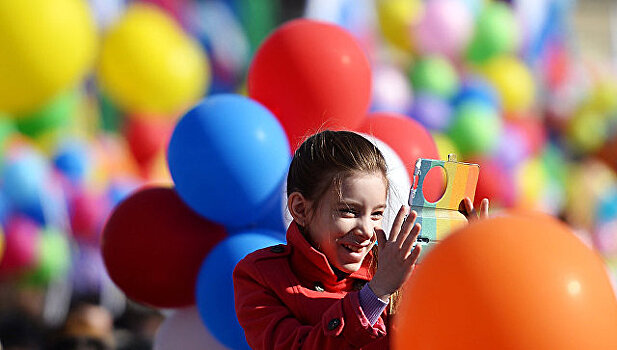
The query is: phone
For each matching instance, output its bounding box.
[408,154,480,262]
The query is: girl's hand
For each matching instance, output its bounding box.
[459,197,489,222]
[369,205,422,301]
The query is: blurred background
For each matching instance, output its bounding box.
[1,0,617,349]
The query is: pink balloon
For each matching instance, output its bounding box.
[153,307,228,350]
[0,216,40,276]
[414,0,473,58]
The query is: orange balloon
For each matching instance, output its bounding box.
[394,213,617,350]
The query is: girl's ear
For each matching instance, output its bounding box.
[287,192,311,227]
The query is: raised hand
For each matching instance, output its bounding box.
[369,205,422,302]
[459,197,489,222]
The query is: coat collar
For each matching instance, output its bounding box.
[286,222,373,291]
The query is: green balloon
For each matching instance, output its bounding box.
[448,101,502,156]
[0,115,16,151]
[99,92,124,132]
[237,0,281,55]
[466,2,518,64]
[410,56,459,99]
[15,90,79,137]
[23,228,71,286]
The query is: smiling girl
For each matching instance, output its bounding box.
[233,130,487,349]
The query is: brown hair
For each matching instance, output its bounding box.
[287,130,401,314]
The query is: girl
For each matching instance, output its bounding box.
[233,130,488,349]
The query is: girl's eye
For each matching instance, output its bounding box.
[371,211,384,220]
[339,208,358,217]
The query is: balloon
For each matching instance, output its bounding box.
[23,228,71,286]
[101,186,227,308]
[69,190,110,242]
[414,0,473,58]
[0,216,40,277]
[452,76,500,109]
[88,0,127,30]
[71,243,106,295]
[481,55,535,113]
[395,214,617,350]
[371,64,414,114]
[448,101,502,157]
[431,132,459,161]
[409,56,459,99]
[515,156,549,210]
[566,108,608,154]
[153,307,228,350]
[409,93,453,131]
[376,0,423,51]
[0,0,96,114]
[98,3,209,115]
[357,112,442,201]
[196,231,284,350]
[15,90,80,138]
[248,19,372,148]
[53,139,93,185]
[473,158,516,209]
[2,147,51,210]
[358,133,411,236]
[124,117,174,175]
[167,94,290,228]
[466,2,519,63]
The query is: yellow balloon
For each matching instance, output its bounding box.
[567,108,608,154]
[0,0,96,114]
[98,3,210,115]
[432,132,459,161]
[481,55,535,113]
[515,157,547,210]
[376,0,423,52]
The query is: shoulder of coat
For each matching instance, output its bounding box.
[243,244,291,263]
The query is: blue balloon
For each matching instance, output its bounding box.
[196,231,284,350]
[168,94,290,228]
[452,77,501,109]
[409,93,453,131]
[2,149,50,209]
[53,140,91,184]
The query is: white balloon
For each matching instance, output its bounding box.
[358,133,411,237]
[153,307,229,350]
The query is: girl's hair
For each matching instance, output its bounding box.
[286,130,388,209]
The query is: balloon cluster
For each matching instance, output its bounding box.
[1,0,617,349]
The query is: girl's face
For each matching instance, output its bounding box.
[306,172,387,273]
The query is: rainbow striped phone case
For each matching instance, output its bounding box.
[408,155,480,260]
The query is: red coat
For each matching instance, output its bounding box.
[233,223,390,349]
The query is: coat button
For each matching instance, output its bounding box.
[270,245,285,253]
[327,318,341,331]
[313,282,325,292]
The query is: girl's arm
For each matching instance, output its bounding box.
[233,257,387,350]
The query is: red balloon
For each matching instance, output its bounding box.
[473,158,516,209]
[70,190,110,242]
[101,186,226,308]
[124,116,174,176]
[357,112,442,201]
[248,19,372,149]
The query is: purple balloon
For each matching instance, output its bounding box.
[409,93,453,131]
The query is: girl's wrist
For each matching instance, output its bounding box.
[368,281,391,302]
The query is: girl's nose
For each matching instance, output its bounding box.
[355,217,374,240]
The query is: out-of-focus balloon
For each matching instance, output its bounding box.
[466,2,519,63]
[124,117,174,176]
[0,0,96,114]
[0,216,40,277]
[69,190,110,242]
[432,133,459,161]
[357,112,442,200]
[358,133,410,235]
[414,0,473,59]
[515,156,549,210]
[248,19,372,148]
[566,108,608,154]
[153,307,228,350]
[196,231,284,350]
[15,90,80,138]
[395,214,617,350]
[481,55,535,113]
[88,0,126,30]
[473,158,516,209]
[101,186,227,308]
[2,147,51,210]
[23,228,71,286]
[167,94,290,228]
[410,56,459,99]
[371,64,414,114]
[376,0,423,52]
[448,101,502,157]
[409,93,452,131]
[452,76,500,109]
[98,3,209,115]
[53,139,93,185]
[71,243,106,295]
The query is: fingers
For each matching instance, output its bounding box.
[389,205,410,243]
[375,228,387,248]
[405,244,422,267]
[395,210,417,247]
[480,198,489,219]
[401,222,421,258]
